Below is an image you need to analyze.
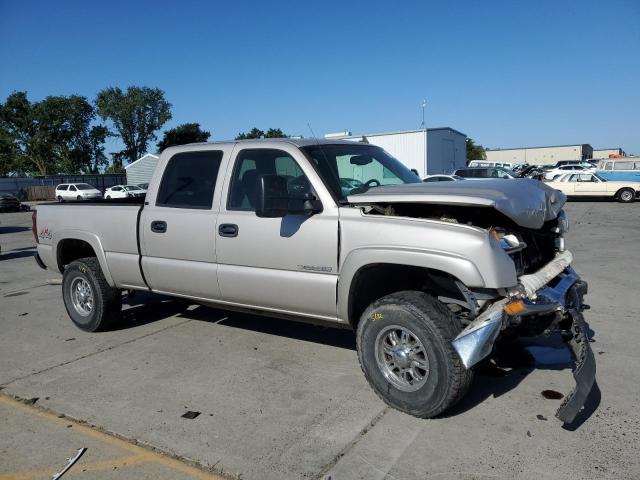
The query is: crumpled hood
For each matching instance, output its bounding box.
[347,179,566,229]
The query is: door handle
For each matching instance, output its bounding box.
[150,220,167,233]
[218,223,238,237]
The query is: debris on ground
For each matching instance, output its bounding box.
[181,411,201,419]
[541,390,564,400]
[51,447,87,480]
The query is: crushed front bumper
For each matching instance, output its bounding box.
[452,250,596,424]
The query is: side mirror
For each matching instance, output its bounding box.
[256,175,290,218]
[255,174,322,218]
[410,168,420,177]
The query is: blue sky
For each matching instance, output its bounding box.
[1,0,639,155]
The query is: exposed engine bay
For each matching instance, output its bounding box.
[362,202,561,275]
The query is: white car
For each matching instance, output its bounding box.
[104,185,147,199]
[547,172,639,203]
[423,174,466,182]
[544,164,595,180]
[55,183,102,202]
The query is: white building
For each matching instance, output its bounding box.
[593,148,626,159]
[485,144,593,165]
[125,153,159,185]
[325,128,467,177]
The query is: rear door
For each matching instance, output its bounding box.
[140,146,232,299]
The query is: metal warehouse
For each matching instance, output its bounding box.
[593,148,626,159]
[325,128,467,177]
[485,144,593,165]
[125,153,159,185]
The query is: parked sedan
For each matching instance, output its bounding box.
[547,172,639,203]
[543,164,595,181]
[104,185,147,199]
[423,174,465,182]
[55,183,103,202]
[453,167,518,179]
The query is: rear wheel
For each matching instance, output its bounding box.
[356,291,473,418]
[106,195,111,199]
[62,257,121,332]
[618,188,635,203]
[57,196,63,202]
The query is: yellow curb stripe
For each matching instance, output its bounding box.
[0,394,223,480]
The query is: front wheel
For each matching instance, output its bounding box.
[356,291,473,418]
[617,188,635,203]
[62,257,122,332]
[76,195,83,201]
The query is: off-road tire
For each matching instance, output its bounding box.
[356,291,473,418]
[617,188,635,203]
[62,257,121,332]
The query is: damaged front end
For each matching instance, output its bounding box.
[452,249,595,424]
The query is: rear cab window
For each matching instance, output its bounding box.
[156,150,224,209]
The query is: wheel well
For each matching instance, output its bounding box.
[616,187,633,196]
[347,263,463,329]
[57,239,97,272]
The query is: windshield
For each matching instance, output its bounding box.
[301,144,420,200]
[76,184,95,190]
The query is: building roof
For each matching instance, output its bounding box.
[326,127,467,139]
[487,144,591,151]
[124,153,159,170]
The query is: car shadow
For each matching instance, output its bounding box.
[116,294,357,350]
[444,333,600,428]
[179,304,357,351]
[0,226,31,234]
[0,250,37,261]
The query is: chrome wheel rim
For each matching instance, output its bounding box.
[621,191,632,201]
[70,277,93,316]
[374,325,430,392]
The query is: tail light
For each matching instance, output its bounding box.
[31,210,39,244]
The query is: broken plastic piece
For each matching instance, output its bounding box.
[51,447,87,480]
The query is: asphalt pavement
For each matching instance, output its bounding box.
[1,202,639,479]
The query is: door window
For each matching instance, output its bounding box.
[156,150,223,209]
[58,185,68,191]
[228,149,310,211]
[69,185,77,191]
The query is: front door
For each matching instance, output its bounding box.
[140,147,232,299]
[574,174,604,195]
[215,147,339,320]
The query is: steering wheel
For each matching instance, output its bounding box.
[364,179,381,188]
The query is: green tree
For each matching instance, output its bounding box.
[235,127,288,140]
[265,128,287,138]
[157,122,210,151]
[95,86,172,167]
[466,137,486,161]
[235,127,264,140]
[0,92,108,175]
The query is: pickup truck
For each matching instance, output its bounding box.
[32,138,595,423]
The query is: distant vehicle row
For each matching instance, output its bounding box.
[55,184,147,202]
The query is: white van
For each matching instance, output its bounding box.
[55,183,103,202]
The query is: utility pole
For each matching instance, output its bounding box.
[421,99,427,129]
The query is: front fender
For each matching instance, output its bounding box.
[53,229,115,287]
[337,247,486,322]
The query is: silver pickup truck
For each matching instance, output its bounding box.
[32,138,595,423]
